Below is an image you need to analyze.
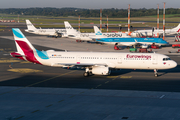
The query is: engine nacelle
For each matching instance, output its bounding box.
[91,66,110,75]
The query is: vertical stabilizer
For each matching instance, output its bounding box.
[12,28,36,53]
[93,26,105,38]
[172,23,180,32]
[26,19,37,30]
[64,21,79,35]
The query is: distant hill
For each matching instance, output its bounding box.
[0,7,180,18]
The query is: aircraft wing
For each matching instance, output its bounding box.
[58,63,107,67]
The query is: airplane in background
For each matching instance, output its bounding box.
[131,23,180,37]
[93,26,168,46]
[25,20,67,38]
[64,21,130,42]
[10,28,177,77]
[64,21,95,41]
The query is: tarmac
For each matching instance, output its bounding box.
[1,30,180,120]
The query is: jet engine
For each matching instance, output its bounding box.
[91,66,110,75]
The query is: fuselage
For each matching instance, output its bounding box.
[95,37,168,46]
[15,50,176,70]
[25,29,67,37]
[131,29,179,37]
[68,32,130,41]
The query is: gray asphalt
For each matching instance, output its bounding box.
[1,26,180,120]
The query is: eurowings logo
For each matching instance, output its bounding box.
[126,54,151,59]
[96,31,102,35]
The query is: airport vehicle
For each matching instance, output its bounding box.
[25,20,67,37]
[129,48,137,52]
[93,26,168,46]
[172,44,180,48]
[64,21,130,42]
[10,28,177,77]
[169,49,180,53]
[131,23,180,37]
[151,43,160,49]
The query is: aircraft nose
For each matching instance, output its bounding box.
[171,61,177,68]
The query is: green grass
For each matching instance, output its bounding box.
[0,14,179,32]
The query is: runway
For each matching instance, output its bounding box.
[1,30,180,119]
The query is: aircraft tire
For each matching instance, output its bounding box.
[83,72,89,77]
[155,74,158,77]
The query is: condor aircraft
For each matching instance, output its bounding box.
[25,20,67,37]
[131,23,180,37]
[11,28,177,77]
[64,21,130,42]
[93,26,168,46]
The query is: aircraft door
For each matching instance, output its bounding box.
[152,54,158,64]
[118,56,122,64]
[76,55,81,64]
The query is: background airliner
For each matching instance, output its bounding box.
[93,26,168,46]
[131,23,180,37]
[25,20,67,37]
[64,21,130,42]
[11,28,176,77]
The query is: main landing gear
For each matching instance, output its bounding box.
[83,72,93,77]
[83,67,93,77]
[154,69,158,77]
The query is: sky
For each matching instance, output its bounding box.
[0,0,180,9]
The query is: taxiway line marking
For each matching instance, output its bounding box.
[31,110,40,113]
[160,95,165,99]
[46,104,53,107]
[14,116,24,120]
[58,100,64,103]
[0,70,76,96]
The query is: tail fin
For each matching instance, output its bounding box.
[26,19,37,30]
[94,26,102,35]
[172,23,180,32]
[12,28,36,53]
[12,28,43,64]
[64,21,79,36]
[93,26,106,38]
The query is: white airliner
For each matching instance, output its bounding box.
[11,28,177,77]
[64,21,130,42]
[64,21,95,41]
[25,20,67,37]
[131,23,180,37]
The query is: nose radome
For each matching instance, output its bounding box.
[172,61,177,68]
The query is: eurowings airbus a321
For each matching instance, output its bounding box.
[11,28,177,77]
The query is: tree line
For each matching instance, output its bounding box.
[0,7,180,18]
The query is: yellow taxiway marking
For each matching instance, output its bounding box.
[0,59,21,63]
[7,68,43,73]
[120,76,132,79]
[107,76,118,78]
[20,61,31,64]
[0,70,76,95]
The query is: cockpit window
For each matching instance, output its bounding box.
[163,58,171,61]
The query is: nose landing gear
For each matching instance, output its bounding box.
[154,69,158,77]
